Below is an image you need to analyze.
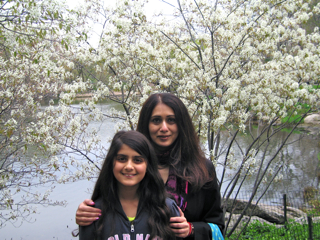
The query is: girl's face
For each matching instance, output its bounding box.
[148,103,179,150]
[113,144,147,190]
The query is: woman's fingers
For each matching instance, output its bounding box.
[178,207,184,217]
[170,209,189,238]
[169,207,185,223]
[76,219,95,226]
[170,219,190,238]
[75,199,102,226]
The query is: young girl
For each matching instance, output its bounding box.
[79,130,179,240]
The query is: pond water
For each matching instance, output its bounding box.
[1,103,320,239]
[217,126,320,207]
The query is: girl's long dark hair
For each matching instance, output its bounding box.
[137,93,214,191]
[91,130,175,240]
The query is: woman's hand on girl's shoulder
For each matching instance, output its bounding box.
[76,199,102,226]
[169,208,190,238]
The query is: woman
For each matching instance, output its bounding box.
[76,93,225,239]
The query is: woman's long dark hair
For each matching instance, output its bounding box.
[137,93,214,191]
[91,130,174,240]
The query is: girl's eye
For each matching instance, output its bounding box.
[134,157,145,163]
[115,156,127,162]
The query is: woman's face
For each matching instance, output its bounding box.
[148,103,179,150]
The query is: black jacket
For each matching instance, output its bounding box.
[179,160,225,240]
[79,198,180,240]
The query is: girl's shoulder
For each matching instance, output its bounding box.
[92,198,104,210]
[165,197,180,217]
[165,197,176,207]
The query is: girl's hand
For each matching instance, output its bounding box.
[76,199,101,226]
[169,208,190,238]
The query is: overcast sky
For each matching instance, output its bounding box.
[65,0,177,17]
[64,0,178,47]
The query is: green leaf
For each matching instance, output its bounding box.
[47,10,52,18]
[40,143,47,151]
[7,129,13,138]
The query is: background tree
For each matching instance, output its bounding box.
[0,0,98,227]
[72,0,320,236]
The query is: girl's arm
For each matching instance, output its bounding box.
[76,199,102,226]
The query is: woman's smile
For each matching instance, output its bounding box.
[158,135,170,140]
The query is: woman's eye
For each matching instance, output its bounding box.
[167,118,176,123]
[151,118,161,124]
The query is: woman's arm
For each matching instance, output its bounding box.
[187,163,225,239]
[79,223,97,240]
[76,199,102,226]
[170,182,224,240]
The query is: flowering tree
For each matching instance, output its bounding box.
[73,0,320,236]
[1,0,320,236]
[0,0,100,227]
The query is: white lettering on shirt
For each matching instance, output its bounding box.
[107,233,160,240]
